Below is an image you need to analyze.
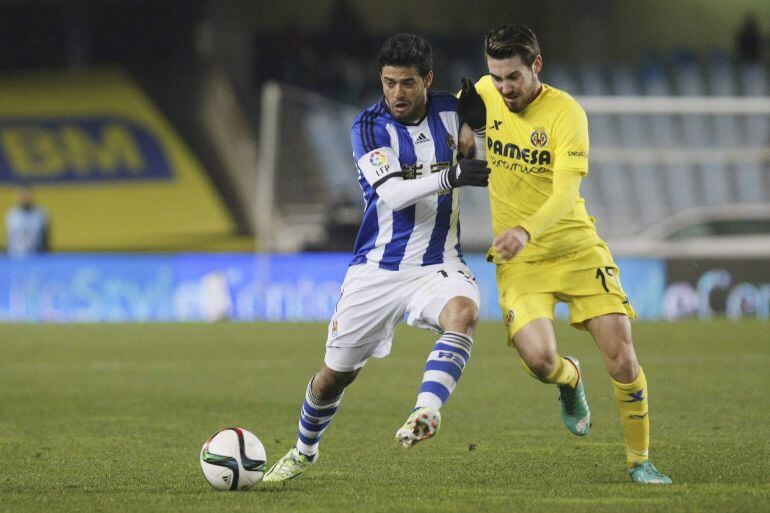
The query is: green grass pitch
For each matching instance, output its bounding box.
[1,320,768,513]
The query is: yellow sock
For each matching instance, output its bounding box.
[520,356,578,388]
[612,366,650,467]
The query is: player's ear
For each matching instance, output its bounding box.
[423,70,434,89]
[532,55,543,75]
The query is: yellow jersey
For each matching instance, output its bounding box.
[476,76,603,262]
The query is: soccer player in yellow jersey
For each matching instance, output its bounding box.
[457,24,672,484]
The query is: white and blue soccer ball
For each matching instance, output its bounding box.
[200,427,266,491]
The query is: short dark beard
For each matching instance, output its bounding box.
[389,97,427,124]
[507,85,540,113]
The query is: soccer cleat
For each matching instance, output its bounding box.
[629,460,672,484]
[395,407,441,448]
[262,447,315,482]
[557,356,591,436]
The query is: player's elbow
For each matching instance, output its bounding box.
[376,185,409,211]
[379,195,410,212]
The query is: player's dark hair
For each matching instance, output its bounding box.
[485,24,540,66]
[378,33,433,76]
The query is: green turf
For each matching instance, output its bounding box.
[0,320,768,513]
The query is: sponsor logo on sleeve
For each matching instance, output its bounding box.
[368,150,391,176]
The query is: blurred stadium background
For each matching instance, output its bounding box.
[1,1,769,511]
[1,0,769,323]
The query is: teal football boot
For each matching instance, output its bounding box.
[557,356,591,436]
[629,460,673,484]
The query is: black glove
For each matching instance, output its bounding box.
[447,159,490,188]
[457,78,486,131]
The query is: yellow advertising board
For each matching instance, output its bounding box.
[0,70,238,251]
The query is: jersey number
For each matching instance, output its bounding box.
[595,267,612,293]
[437,269,476,284]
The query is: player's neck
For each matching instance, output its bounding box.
[407,104,428,124]
[521,83,543,111]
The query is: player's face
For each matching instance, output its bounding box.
[380,66,433,123]
[15,187,32,208]
[486,54,542,113]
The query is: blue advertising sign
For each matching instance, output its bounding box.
[0,254,665,323]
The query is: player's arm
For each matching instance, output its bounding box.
[493,170,583,259]
[457,78,487,160]
[351,117,489,212]
[494,170,583,259]
[494,104,589,260]
[520,169,583,239]
[458,124,475,159]
[356,149,490,211]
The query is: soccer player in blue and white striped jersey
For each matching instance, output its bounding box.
[263,33,491,482]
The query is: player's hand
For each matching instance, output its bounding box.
[494,226,530,260]
[458,78,486,131]
[448,159,491,188]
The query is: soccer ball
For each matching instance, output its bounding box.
[200,427,266,491]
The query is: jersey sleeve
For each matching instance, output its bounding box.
[474,75,498,107]
[553,101,590,175]
[350,113,403,189]
[519,168,582,240]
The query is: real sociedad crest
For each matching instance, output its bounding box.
[446,134,457,151]
[530,127,548,147]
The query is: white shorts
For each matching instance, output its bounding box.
[324,260,480,372]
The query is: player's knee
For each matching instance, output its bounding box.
[608,350,638,383]
[440,297,479,334]
[607,342,639,383]
[523,353,558,381]
[314,367,359,399]
[453,302,479,330]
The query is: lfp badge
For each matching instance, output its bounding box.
[369,150,388,168]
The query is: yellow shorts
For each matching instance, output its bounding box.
[496,243,637,342]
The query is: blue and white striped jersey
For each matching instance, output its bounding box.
[349,92,463,270]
